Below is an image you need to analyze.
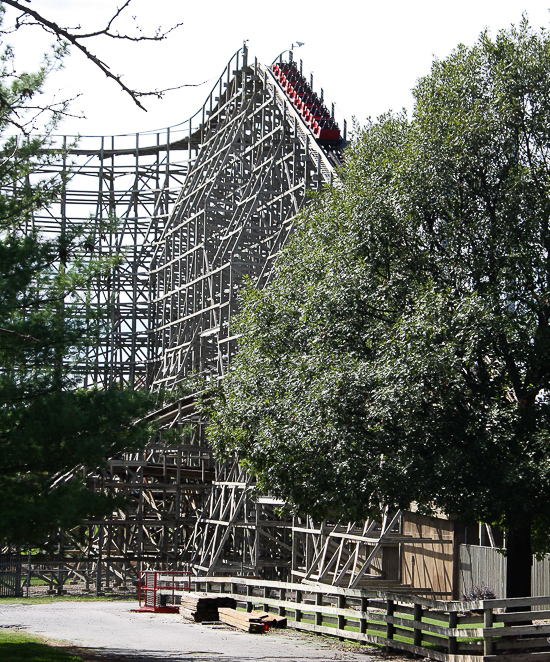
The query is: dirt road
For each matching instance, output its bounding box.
[0,600,402,662]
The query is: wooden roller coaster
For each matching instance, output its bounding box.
[4,45,470,600]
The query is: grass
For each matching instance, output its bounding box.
[262,605,486,652]
[0,595,134,606]
[0,630,82,662]
[0,594,136,660]
[26,579,50,587]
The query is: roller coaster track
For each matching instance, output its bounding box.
[148,50,344,390]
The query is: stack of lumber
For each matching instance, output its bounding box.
[180,593,236,622]
[218,608,268,633]
[218,608,287,632]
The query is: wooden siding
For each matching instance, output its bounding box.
[459,544,506,598]
[401,512,454,598]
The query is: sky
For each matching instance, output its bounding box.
[7,1,550,137]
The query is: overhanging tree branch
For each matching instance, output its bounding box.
[0,326,40,343]
[0,0,198,111]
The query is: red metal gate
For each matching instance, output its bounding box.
[138,570,191,613]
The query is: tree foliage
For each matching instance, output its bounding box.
[208,20,550,557]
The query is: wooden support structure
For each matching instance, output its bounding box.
[148,47,342,389]
[13,44,344,585]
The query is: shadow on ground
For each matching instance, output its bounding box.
[64,645,385,662]
[66,648,226,662]
[64,646,402,662]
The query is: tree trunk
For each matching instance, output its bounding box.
[506,520,532,599]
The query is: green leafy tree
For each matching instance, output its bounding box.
[208,19,550,598]
[0,4,169,548]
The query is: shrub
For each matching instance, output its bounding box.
[462,583,497,601]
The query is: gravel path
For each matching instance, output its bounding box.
[0,600,405,662]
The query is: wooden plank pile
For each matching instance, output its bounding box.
[218,608,287,633]
[218,608,268,633]
[180,592,236,622]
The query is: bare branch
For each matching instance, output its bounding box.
[87,0,133,37]
[0,327,41,343]
[1,0,188,111]
[3,0,146,109]
[76,0,182,42]
[133,78,213,100]
[0,92,80,136]
[79,22,182,43]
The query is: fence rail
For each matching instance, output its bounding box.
[189,576,550,661]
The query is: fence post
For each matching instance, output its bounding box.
[338,595,346,641]
[57,561,65,595]
[48,567,55,594]
[279,588,286,617]
[105,555,110,592]
[386,599,395,643]
[448,611,458,655]
[295,589,303,622]
[15,551,22,598]
[263,586,269,612]
[360,596,368,644]
[246,584,254,612]
[483,607,493,656]
[26,552,31,599]
[413,602,422,647]
[316,592,323,626]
